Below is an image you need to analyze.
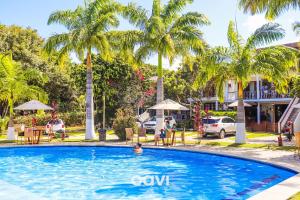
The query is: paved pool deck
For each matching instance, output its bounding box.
[0,142,299,200]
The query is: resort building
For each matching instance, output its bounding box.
[201,42,300,133]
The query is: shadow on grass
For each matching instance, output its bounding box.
[205,141,297,151]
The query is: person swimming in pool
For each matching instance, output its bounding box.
[133,143,143,154]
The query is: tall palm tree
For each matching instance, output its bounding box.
[45,0,122,139]
[194,21,297,143]
[123,0,210,134]
[0,53,47,139]
[239,0,300,19]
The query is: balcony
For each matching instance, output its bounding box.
[244,90,291,100]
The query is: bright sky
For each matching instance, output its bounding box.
[1,0,300,69]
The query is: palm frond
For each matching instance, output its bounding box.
[253,45,298,93]
[162,0,193,24]
[227,21,241,50]
[122,2,148,29]
[171,12,210,29]
[152,0,161,17]
[239,0,300,19]
[293,21,300,35]
[246,23,285,48]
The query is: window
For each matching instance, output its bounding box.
[222,118,235,123]
[202,119,220,124]
[222,118,229,123]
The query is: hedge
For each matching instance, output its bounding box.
[205,111,237,119]
[14,112,85,127]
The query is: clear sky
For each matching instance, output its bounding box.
[1,0,300,69]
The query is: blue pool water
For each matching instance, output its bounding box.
[0,146,296,200]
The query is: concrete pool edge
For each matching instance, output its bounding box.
[0,143,299,199]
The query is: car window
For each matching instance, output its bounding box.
[202,119,220,124]
[222,118,229,123]
[165,117,172,121]
[227,118,235,123]
[149,117,156,121]
[222,118,234,123]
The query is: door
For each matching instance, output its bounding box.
[227,118,236,132]
[221,118,230,132]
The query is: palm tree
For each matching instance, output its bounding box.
[0,53,47,139]
[123,0,210,134]
[194,21,297,143]
[45,0,122,139]
[239,0,300,19]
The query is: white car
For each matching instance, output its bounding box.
[46,119,65,134]
[203,116,236,139]
[143,116,176,133]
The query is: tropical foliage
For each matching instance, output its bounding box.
[193,21,298,143]
[239,0,300,19]
[0,53,47,126]
[112,107,137,141]
[45,0,125,139]
[122,0,210,133]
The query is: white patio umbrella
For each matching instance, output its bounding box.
[148,99,189,111]
[14,100,53,111]
[228,101,252,107]
[292,103,300,108]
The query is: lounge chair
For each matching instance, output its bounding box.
[166,131,172,146]
[138,128,147,143]
[125,128,134,144]
[24,128,34,145]
[14,124,25,144]
[173,128,186,146]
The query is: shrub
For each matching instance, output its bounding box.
[113,108,137,141]
[14,112,85,127]
[201,111,237,119]
[0,117,9,134]
[176,119,193,129]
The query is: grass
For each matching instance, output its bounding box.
[228,132,277,141]
[0,127,296,152]
[203,141,297,151]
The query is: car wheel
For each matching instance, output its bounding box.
[219,130,225,139]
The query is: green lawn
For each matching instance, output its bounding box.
[228,132,277,141]
[0,127,295,152]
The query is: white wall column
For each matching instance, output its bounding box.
[215,101,219,111]
[257,102,261,124]
[225,81,229,101]
[256,75,260,99]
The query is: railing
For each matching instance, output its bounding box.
[226,92,237,101]
[202,89,291,101]
[247,121,278,133]
[243,90,291,100]
[244,91,257,100]
[260,90,290,99]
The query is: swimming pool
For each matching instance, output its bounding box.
[0,146,296,200]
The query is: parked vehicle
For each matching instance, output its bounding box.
[143,116,176,133]
[203,116,236,139]
[46,119,65,134]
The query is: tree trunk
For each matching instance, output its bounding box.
[235,81,246,144]
[85,51,96,140]
[102,92,106,129]
[155,53,164,135]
